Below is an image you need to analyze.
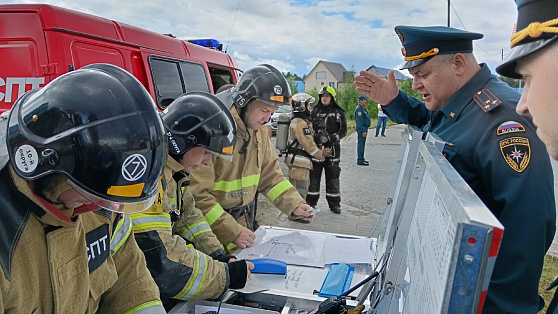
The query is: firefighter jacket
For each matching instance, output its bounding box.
[190,106,306,245]
[285,115,325,173]
[131,156,229,301]
[310,101,347,159]
[0,165,164,313]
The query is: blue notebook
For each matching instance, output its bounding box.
[318,263,354,297]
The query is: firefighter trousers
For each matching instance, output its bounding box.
[306,157,341,211]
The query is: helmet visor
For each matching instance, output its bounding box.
[68,179,159,213]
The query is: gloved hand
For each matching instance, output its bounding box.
[213,254,236,263]
[228,260,254,289]
[322,147,332,157]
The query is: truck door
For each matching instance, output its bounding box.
[0,12,50,111]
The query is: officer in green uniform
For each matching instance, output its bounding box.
[354,26,556,313]
[354,95,371,165]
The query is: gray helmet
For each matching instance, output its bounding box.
[292,93,315,113]
[231,64,291,108]
[162,91,236,162]
[7,63,167,213]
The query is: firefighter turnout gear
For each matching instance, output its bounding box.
[190,106,306,245]
[0,165,164,313]
[131,157,231,303]
[308,87,347,214]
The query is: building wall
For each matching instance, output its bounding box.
[304,62,337,92]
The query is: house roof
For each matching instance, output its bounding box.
[366,65,408,81]
[304,60,347,83]
[321,61,347,82]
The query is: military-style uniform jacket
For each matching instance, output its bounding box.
[384,64,556,314]
[131,156,229,301]
[354,105,371,134]
[0,165,164,313]
[285,115,325,175]
[190,106,305,245]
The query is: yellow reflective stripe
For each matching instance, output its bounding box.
[130,213,172,232]
[266,180,294,202]
[110,214,132,254]
[205,203,225,226]
[187,243,194,248]
[226,242,237,251]
[181,221,212,240]
[122,300,165,314]
[212,174,260,192]
[176,251,208,300]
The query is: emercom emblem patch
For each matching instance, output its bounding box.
[499,137,530,173]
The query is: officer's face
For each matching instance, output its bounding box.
[321,94,332,106]
[181,147,213,172]
[359,99,367,107]
[409,55,461,111]
[516,43,558,160]
[245,100,277,130]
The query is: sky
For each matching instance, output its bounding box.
[5,0,519,78]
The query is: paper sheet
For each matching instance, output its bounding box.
[323,236,374,265]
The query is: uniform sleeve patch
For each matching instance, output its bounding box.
[358,111,362,116]
[303,128,312,135]
[497,121,525,135]
[499,137,530,173]
[473,89,502,112]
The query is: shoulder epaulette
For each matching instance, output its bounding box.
[473,89,502,112]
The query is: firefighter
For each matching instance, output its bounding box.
[285,93,331,209]
[0,63,167,312]
[190,64,315,250]
[130,91,255,310]
[307,86,347,214]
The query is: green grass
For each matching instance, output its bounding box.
[347,119,398,136]
[540,255,558,313]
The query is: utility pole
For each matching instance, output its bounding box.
[447,0,451,27]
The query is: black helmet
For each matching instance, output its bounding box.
[319,86,336,100]
[292,93,315,113]
[231,64,291,108]
[162,91,236,162]
[7,63,166,213]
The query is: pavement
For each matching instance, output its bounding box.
[257,124,558,258]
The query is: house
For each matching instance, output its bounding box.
[365,65,408,85]
[303,60,348,92]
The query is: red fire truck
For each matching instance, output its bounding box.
[0,4,241,112]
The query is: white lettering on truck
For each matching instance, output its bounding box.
[0,77,46,103]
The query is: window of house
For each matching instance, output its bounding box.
[329,82,335,88]
[316,71,326,79]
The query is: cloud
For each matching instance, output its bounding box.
[4,0,519,76]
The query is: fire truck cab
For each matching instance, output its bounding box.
[0,4,241,112]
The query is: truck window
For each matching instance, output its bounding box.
[208,67,235,93]
[150,57,210,109]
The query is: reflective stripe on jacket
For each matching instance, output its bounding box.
[190,106,305,244]
[131,157,228,301]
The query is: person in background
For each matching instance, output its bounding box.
[307,86,347,214]
[190,64,314,251]
[497,0,558,311]
[130,92,254,311]
[354,25,555,313]
[376,102,388,137]
[0,63,167,312]
[285,93,331,218]
[354,95,371,166]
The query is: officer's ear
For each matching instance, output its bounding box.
[452,53,467,75]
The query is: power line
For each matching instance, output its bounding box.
[450,2,501,56]
[225,0,242,53]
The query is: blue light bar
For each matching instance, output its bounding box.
[188,39,222,51]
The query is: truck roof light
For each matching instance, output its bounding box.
[188,39,223,51]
